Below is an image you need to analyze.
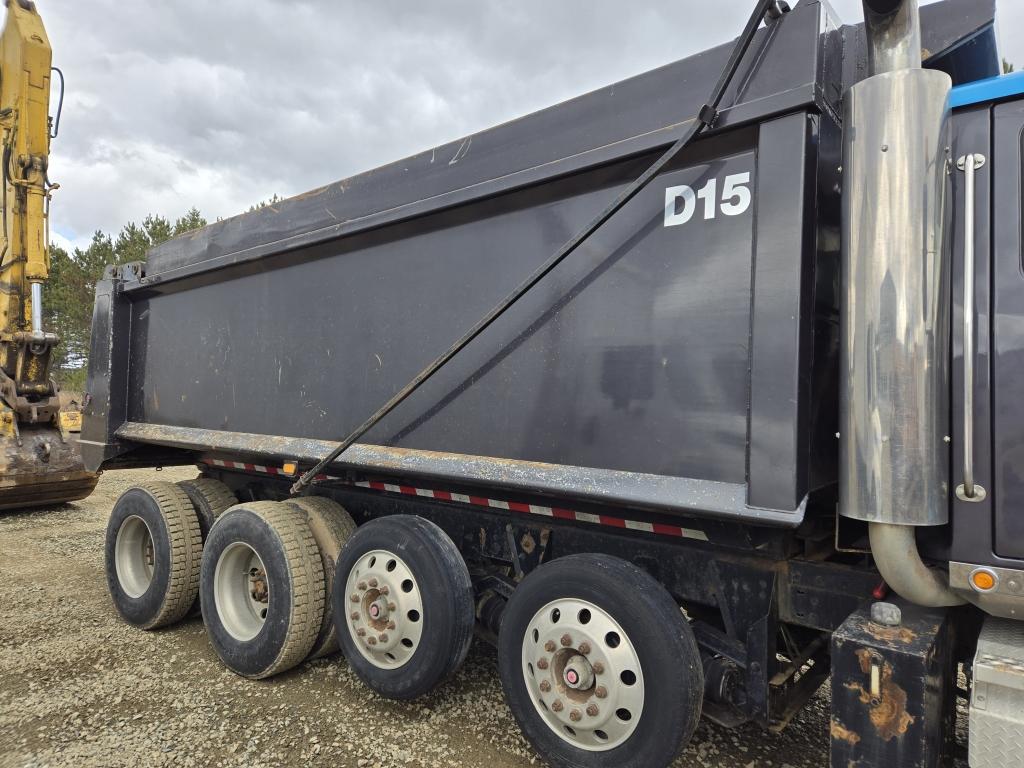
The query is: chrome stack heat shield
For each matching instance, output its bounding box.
[840,0,953,529]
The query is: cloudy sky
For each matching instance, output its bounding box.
[38,0,1023,252]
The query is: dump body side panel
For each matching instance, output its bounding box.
[86,115,834,527]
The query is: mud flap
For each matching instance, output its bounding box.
[829,599,957,768]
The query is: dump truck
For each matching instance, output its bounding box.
[0,0,97,509]
[83,0,1024,765]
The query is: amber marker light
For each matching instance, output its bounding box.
[970,569,997,592]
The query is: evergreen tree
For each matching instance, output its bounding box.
[46,209,207,390]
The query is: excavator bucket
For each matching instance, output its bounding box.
[0,418,98,511]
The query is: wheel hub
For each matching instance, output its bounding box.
[522,598,644,751]
[114,515,157,599]
[563,654,594,690]
[367,596,389,622]
[214,543,270,641]
[248,567,269,603]
[345,550,423,669]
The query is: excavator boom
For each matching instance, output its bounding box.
[0,0,96,510]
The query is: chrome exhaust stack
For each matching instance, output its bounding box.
[840,0,961,606]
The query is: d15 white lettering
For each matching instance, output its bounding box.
[664,172,752,227]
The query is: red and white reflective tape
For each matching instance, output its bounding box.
[352,480,709,541]
[202,459,708,542]
[206,458,287,475]
[205,458,333,481]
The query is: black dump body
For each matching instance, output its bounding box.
[82,0,998,530]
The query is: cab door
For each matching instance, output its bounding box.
[990,98,1024,561]
[948,103,996,565]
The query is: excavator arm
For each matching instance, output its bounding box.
[0,0,96,509]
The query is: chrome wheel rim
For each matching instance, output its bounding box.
[114,515,156,598]
[214,543,269,641]
[344,550,424,669]
[521,598,644,751]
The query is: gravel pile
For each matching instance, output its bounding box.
[0,467,863,768]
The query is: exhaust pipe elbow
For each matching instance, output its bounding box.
[862,0,921,74]
[869,524,964,607]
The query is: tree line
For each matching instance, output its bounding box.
[46,207,207,392]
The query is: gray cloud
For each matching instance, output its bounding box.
[38,0,1023,249]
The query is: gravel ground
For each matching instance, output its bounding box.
[0,468,879,768]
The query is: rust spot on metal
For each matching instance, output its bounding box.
[830,720,861,746]
[844,649,915,741]
[520,532,536,555]
[289,184,333,202]
[866,621,917,644]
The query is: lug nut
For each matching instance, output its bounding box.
[357,581,367,591]
[560,634,572,647]
[551,700,564,713]
[578,641,591,655]
[367,637,377,646]
[350,611,360,620]
[350,594,359,603]
[368,578,378,588]
[380,585,390,595]
[592,662,605,675]
[539,680,551,693]
[378,633,388,643]
[586,704,599,717]
[544,640,556,653]
[537,658,549,670]
[356,628,366,637]
[388,602,397,611]
[569,709,582,722]
[595,686,607,699]
[387,620,396,630]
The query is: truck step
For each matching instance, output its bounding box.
[970,618,1024,767]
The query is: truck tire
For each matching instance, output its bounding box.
[177,477,238,616]
[104,482,202,630]
[497,554,703,768]
[200,501,325,679]
[177,477,237,540]
[332,514,474,700]
[284,496,357,659]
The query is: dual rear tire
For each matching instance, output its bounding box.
[200,501,326,678]
[104,482,202,630]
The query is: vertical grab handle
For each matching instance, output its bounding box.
[955,153,987,503]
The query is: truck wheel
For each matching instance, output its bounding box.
[177,477,237,540]
[200,501,325,679]
[497,554,703,768]
[104,482,202,630]
[285,496,357,659]
[333,515,474,699]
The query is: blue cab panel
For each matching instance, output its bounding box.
[951,71,1024,109]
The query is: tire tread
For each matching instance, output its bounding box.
[136,481,202,629]
[241,501,325,677]
[284,496,357,659]
[178,477,237,524]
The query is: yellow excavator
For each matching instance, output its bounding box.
[0,0,96,509]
